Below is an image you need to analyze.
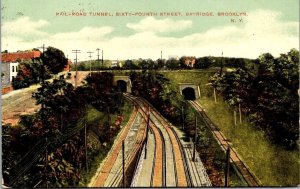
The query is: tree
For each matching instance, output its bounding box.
[156,59,165,69]
[211,49,299,148]
[194,57,212,69]
[12,59,51,89]
[165,58,180,69]
[41,47,68,74]
[123,59,139,70]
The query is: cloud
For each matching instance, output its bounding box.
[126,17,193,33]
[2,16,49,39]
[1,10,298,60]
[51,26,113,40]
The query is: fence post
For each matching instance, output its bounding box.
[234,110,237,126]
[239,103,242,123]
[213,88,217,103]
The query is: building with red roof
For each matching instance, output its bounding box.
[1,50,41,63]
[1,50,41,94]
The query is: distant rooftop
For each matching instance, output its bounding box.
[1,50,41,63]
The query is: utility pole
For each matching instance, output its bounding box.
[87,51,94,76]
[122,140,125,187]
[96,48,100,71]
[161,50,162,60]
[181,106,184,130]
[144,107,150,159]
[225,147,230,187]
[220,51,223,76]
[72,50,81,88]
[37,44,46,85]
[45,136,48,188]
[85,123,88,172]
[102,49,104,67]
[193,114,197,161]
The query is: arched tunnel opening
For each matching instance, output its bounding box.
[117,80,127,92]
[182,87,196,100]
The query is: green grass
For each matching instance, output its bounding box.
[79,100,134,186]
[161,70,299,186]
[198,95,299,186]
[161,70,215,96]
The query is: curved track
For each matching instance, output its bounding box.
[125,94,191,187]
[189,100,260,187]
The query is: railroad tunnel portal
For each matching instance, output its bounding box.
[117,80,127,92]
[182,87,196,100]
[113,76,132,93]
[179,83,200,100]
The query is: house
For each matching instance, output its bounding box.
[64,59,72,71]
[182,56,196,67]
[1,50,41,94]
[111,60,122,68]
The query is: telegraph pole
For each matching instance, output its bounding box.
[85,123,88,172]
[161,50,162,60]
[87,51,94,76]
[72,50,81,88]
[96,48,100,71]
[37,44,46,85]
[220,51,224,76]
[144,107,150,159]
[193,114,197,161]
[102,50,104,67]
[45,136,48,188]
[122,140,126,187]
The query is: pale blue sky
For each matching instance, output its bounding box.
[1,0,299,60]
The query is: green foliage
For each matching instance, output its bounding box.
[194,57,212,69]
[199,96,299,186]
[13,46,67,89]
[123,59,140,69]
[4,72,129,187]
[41,47,68,74]
[130,70,183,122]
[12,59,51,89]
[165,58,180,69]
[210,49,299,149]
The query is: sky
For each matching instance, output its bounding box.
[1,0,299,61]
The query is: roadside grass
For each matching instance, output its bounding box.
[198,95,299,186]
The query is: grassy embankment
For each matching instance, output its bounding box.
[163,70,299,186]
[79,100,134,186]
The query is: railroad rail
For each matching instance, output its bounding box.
[91,107,139,187]
[127,94,192,187]
[188,100,260,187]
[125,94,166,187]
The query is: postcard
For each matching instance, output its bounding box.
[1,0,299,188]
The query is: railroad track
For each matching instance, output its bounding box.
[188,100,260,187]
[125,94,193,187]
[124,94,166,187]
[91,107,140,187]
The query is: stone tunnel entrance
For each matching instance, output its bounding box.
[182,87,196,100]
[117,80,127,92]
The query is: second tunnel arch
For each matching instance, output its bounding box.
[179,83,201,100]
